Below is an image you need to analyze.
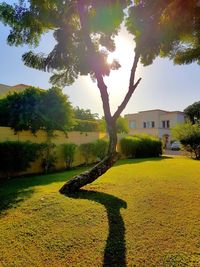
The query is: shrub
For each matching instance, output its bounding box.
[119,136,140,158]
[40,142,57,173]
[0,141,41,177]
[119,135,162,158]
[62,143,77,169]
[172,123,200,159]
[93,139,108,160]
[79,142,96,165]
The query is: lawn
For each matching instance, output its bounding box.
[0,156,200,266]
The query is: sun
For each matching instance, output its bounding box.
[107,53,114,65]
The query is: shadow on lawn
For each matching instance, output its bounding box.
[0,167,88,215]
[65,190,127,267]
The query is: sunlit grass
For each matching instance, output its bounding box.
[0,156,200,266]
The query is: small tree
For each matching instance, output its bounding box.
[62,143,77,169]
[172,123,200,159]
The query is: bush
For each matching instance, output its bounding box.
[0,141,41,177]
[93,139,108,160]
[172,123,200,159]
[119,136,140,158]
[79,142,96,165]
[119,135,162,158]
[62,143,77,169]
[40,142,57,173]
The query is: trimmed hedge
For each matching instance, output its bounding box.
[0,141,41,177]
[120,135,162,158]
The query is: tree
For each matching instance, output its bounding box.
[172,123,200,159]
[74,106,99,120]
[0,87,74,134]
[116,116,129,134]
[184,101,200,124]
[1,0,200,193]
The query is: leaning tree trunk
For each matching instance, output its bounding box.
[59,119,118,194]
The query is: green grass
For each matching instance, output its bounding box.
[1,156,200,266]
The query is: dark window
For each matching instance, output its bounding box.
[167,120,170,128]
[162,121,165,128]
[152,121,155,128]
[143,122,146,128]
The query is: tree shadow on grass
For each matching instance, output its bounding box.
[0,188,34,215]
[0,167,88,215]
[65,189,127,267]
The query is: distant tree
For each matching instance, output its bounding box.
[116,116,129,134]
[101,116,128,134]
[74,106,99,120]
[172,123,200,159]
[0,87,74,134]
[184,101,200,124]
[1,1,200,192]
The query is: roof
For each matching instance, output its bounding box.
[125,109,184,117]
[0,83,30,98]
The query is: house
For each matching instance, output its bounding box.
[125,109,185,147]
[0,83,30,99]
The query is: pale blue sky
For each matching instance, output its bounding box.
[0,11,200,117]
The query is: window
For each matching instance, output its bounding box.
[130,121,136,129]
[143,121,155,128]
[162,121,166,128]
[167,120,170,128]
[162,120,170,128]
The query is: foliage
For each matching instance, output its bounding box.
[0,86,74,133]
[120,135,162,158]
[79,142,96,166]
[116,116,129,134]
[172,123,200,159]
[0,141,41,177]
[93,139,109,160]
[40,142,57,173]
[62,143,77,169]
[127,1,200,66]
[184,101,200,124]
[101,116,128,133]
[73,119,100,132]
[74,106,99,121]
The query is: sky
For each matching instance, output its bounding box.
[0,6,200,117]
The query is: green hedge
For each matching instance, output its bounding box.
[73,119,100,132]
[120,135,162,158]
[0,141,41,177]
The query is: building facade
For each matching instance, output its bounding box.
[125,109,185,147]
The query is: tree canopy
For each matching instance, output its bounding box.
[184,101,200,124]
[0,87,74,133]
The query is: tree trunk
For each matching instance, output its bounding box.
[59,1,141,194]
[60,118,118,194]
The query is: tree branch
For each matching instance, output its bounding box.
[77,1,112,122]
[113,50,141,121]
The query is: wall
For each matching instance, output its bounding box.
[0,127,107,176]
